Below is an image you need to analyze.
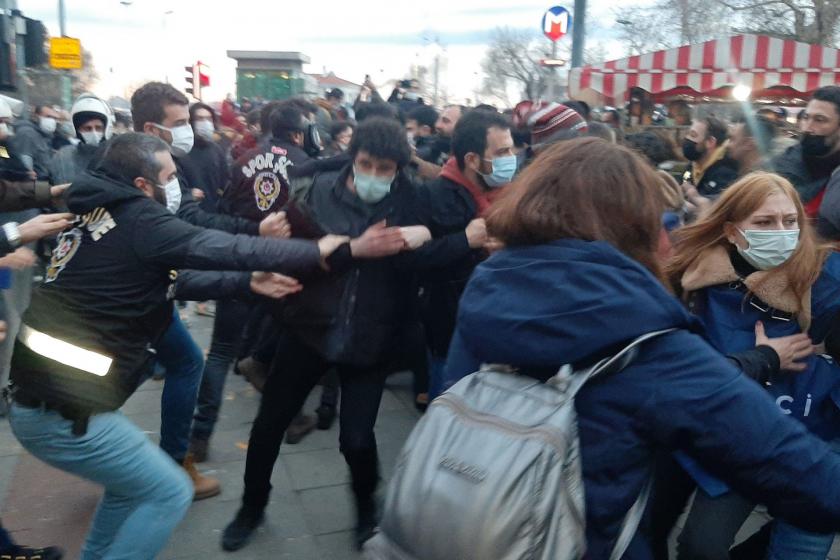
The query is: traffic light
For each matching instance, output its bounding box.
[185,63,198,98]
[185,61,210,100]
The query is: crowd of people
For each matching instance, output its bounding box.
[0,74,839,559]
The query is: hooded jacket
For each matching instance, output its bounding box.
[179,136,229,212]
[443,239,840,558]
[11,170,322,412]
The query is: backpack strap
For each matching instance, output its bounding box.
[609,476,652,560]
[559,328,677,400]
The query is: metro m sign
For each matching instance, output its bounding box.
[542,6,572,42]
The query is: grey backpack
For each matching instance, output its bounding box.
[365,330,671,560]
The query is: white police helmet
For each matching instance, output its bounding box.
[71,93,114,140]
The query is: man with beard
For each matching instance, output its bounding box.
[680,116,739,218]
[418,110,517,398]
[49,94,114,185]
[777,86,840,218]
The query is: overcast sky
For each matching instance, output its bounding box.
[18,0,648,104]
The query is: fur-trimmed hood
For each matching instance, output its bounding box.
[681,244,811,330]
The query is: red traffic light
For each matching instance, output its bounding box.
[184,61,210,99]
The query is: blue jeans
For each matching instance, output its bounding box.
[9,403,193,560]
[767,520,834,559]
[427,352,447,400]
[191,299,251,441]
[157,309,205,463]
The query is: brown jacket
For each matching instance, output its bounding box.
[0,179,51,212]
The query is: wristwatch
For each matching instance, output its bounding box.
[2,222,21,249]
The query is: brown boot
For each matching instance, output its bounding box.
[237,357,268,393]
[183,453,221,500]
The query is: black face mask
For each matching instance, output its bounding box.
[303,123,322,157]
[682,138,705,161]
[800,134,833,158]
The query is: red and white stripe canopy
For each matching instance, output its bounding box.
[568,34,840,103]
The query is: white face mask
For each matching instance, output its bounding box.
[39,116,57,134]
[80,130,103,146]
[154,123,194,157]
[736,228,800,270]
[193,120,215,141]
[157,177,182,214]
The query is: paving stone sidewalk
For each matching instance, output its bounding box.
[3,313,840,559]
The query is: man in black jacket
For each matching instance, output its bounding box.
[6,132,342,560]
[222,118,476,552]
[417,110,515,398]
[779,86,840,219]
[180,102,228,213]
[680,116,739,217]
[130,82,290,498]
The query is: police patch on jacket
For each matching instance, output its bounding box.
[255,171,282,211]
[240,150,293,214]
[46,227,82,282]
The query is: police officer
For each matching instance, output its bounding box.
[50,93,114,185]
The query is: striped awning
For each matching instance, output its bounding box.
[568,34,840,103]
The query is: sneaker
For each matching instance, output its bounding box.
[315,404,336,430]
[183,453,221,500]
[0,544,64,560]
[221,507,264,551]
[237,357,268,393]
[189,437,209,463]
[285,414,317,444]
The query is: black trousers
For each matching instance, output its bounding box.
[242,333,386,511]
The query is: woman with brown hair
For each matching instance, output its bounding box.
[441,139,840,558]
[665,172,840,559]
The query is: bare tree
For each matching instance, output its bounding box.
[613,0,731,54]
[481,27,557,101]
[715,0,840,45]
[615,6,676,55]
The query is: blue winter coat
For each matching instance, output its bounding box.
[694,253,840,440]
[443,239,840,559]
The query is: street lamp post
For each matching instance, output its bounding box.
[571,0,586,68]
[162,10,173,83]
[58,0,66,36]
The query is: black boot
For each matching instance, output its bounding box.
[354,493,378,551]
[343,447,381,550]
[221,505,264,552]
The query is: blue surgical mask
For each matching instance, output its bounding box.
[736,228,799,270]
[480,155,518,188]
[353,165,394,204]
